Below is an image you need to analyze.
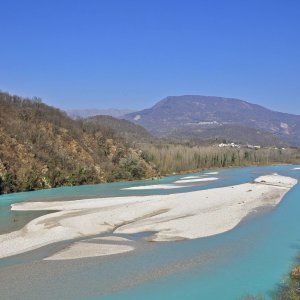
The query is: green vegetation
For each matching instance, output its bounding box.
[273,262,300,300]
[241,259,300,300]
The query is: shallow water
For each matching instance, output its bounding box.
[0,165,300,300]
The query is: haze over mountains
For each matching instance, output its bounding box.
[84,115,153,143]
[67,108,135,119]
[124,95,300,147]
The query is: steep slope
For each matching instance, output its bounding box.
[83,115,153,142]
[0,92,157,194]
[125,95,300,146]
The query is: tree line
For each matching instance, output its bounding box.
[139,142,300,175]
[1,91,300,195]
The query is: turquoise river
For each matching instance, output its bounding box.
[0,165,300,300]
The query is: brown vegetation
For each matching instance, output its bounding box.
[139,142,300,175]
[274,265,300,300]
[83,115,153,143]
[1,91,300,195]
[0,92,157,194]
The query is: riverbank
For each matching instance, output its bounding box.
[0,147,299,197]
[0,174,296,260]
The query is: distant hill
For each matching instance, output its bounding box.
[170,124,287,147]
[84,115,153,143]
[0,92,156,194]
[1,92,300,195]
[125,95,300,146]
[67,108,136,119]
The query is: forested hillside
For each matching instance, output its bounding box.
[0,92,157,194]
[84,115,153,143]
[1,92,300,195]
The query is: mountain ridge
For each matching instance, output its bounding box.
[83,115,153,143]
[125,95,300,146]
[67,108,136,119]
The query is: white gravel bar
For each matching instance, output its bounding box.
[0,174,297,259]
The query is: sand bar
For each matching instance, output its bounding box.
[175,177,219,183]
[122,184,187,190]
[180,176,203,179]
[0,174,297,259]
[45,236,134,260]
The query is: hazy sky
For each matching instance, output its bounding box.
[1,0,300,112]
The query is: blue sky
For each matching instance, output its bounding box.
[0,0,300,112]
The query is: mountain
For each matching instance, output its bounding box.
[0,92,156,194]
[1,92,299,195]
[125,95,300,146]
[66,108,136,119]
[83,115,153,143]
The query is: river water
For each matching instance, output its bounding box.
[0,165,300,300]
